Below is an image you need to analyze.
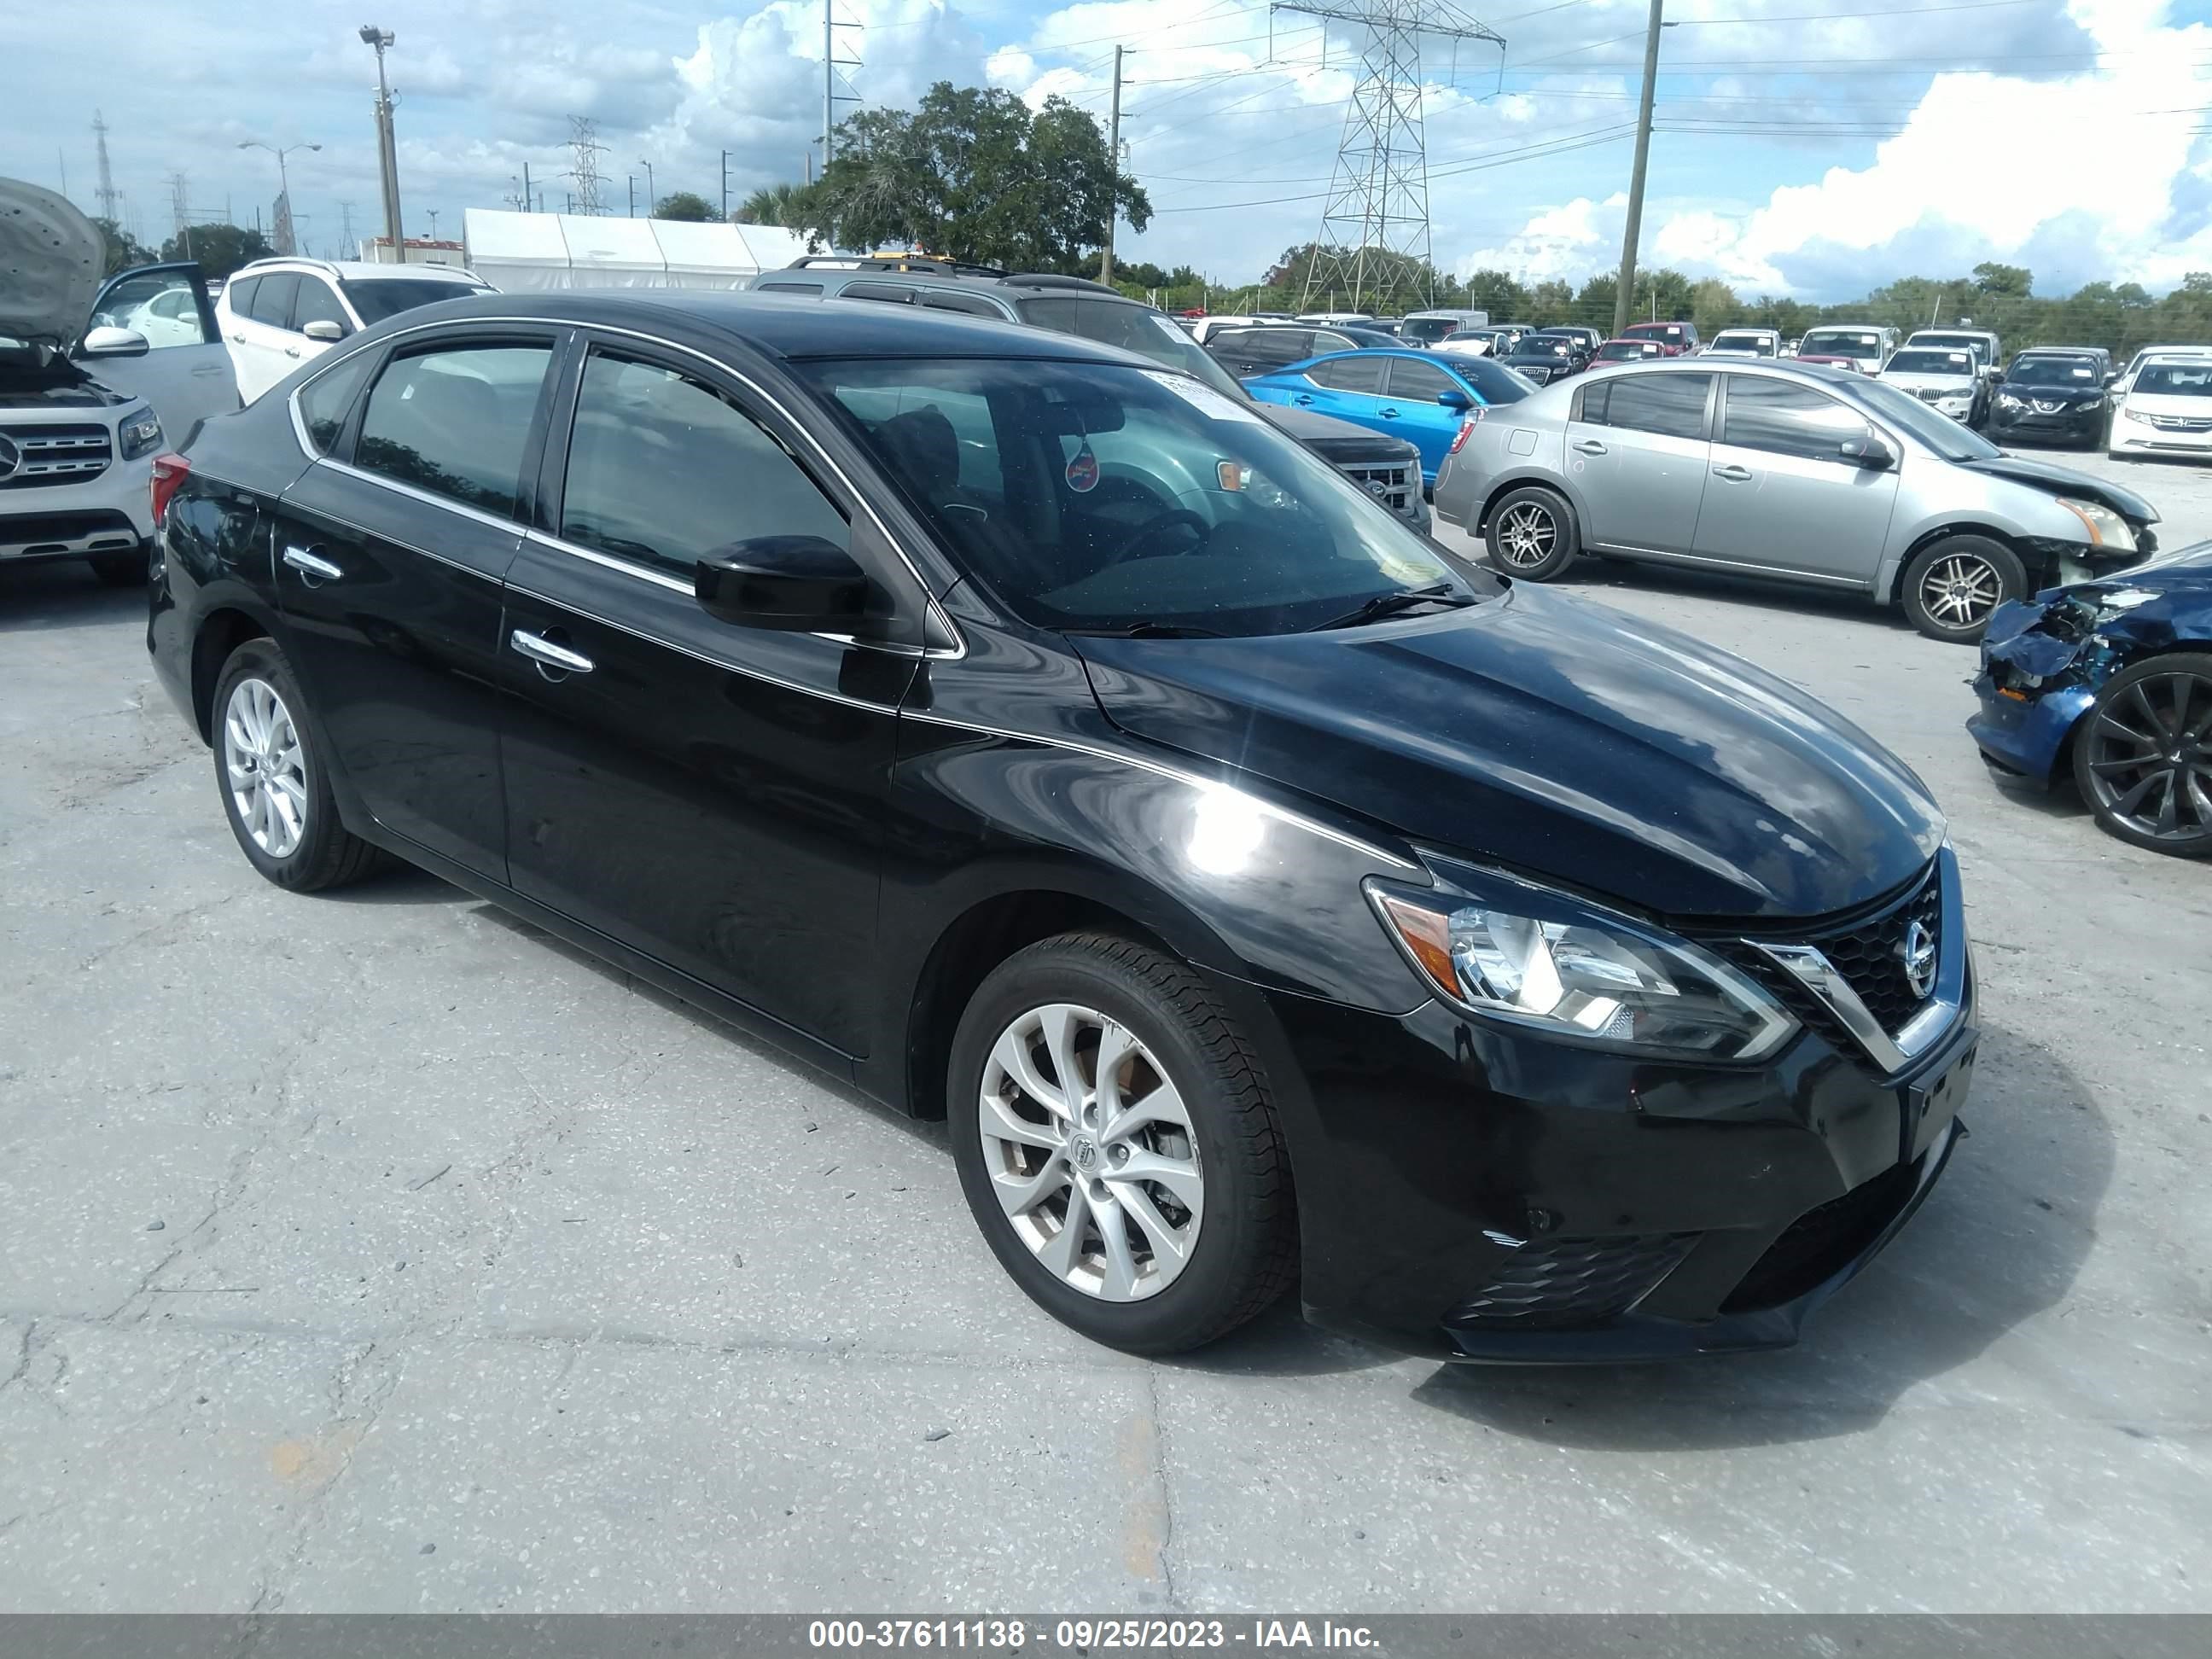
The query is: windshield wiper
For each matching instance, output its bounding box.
[1307,584,1477,632]
[1064,621,1225,638]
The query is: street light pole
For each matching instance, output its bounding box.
[359,26,404,259]
[236,139,322,257]
[1611,0,1667,341]
[639,160,655,217]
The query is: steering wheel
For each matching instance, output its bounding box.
[1105,508,1211,563]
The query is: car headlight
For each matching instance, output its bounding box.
[1995,393,2023,410]
[2054,495,2137,551]
[119,412,164,462]
[2120,406,2151,425]
[1367,870,1799,1062]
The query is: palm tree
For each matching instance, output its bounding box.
[735,182,810,230]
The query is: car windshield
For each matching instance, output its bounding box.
[1913,335,1986,358]
[1595,342,1650,361]
[795,356,1489,637]
[2137,362,2212,396]
[1016,295,1252,403]
[341,278,484,323]
[1710,335,1773,354]
[2008,358,2099,387]
[1398,316,1461,344]
[1804,330,1883,361]
[1887,350,1975,376]
[1521,337,1574,357]
[1627,324,1684,341]
[1848,377,2001,460]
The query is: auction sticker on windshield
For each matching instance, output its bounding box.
[1140,368,1264,423]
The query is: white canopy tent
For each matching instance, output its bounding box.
[462,210,812,292]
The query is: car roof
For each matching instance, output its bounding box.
[236,257,484,284]
[375,288,1145,366]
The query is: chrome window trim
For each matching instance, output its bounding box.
[1749,844,1966,1078]
[284,310,961,656]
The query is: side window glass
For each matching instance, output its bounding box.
[1595,373,1710,440]
[224,276,261,318]
[1576,381,1610,424]
[90,271,212,348]
[248,273,300,330]
[923,292,1004,318]
[297,352,376,454]
[1722,377,1876,462]
[754,282,824,295]
[355,343,553,516]
[291,278,352,336]
[1309,356,1387,394]
[841,282,915,304]
[1386,358,1457,403]
[562,353,848,580]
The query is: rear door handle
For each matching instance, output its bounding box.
[1293,393,1314,405]
[510,629,595,675]
[1570,439,1608,455]
[228,332,244,343]
[282,544,343,582]
[283,346,301,358]
[1712,464,1754,481]
[1380,406,1400,419]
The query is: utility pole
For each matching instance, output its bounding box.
[1098,44,1125,285]
[360,26,404,257]
[522,162,533,213]
[721,150,731,219]
[627,176,636,218]
[1610,0,1665,341]
[639,160,655,215]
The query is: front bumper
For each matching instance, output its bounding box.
[0,458,154,564]
[2110,418,2212,456]
[1253,864,1977,1363]
[1990,403,2104,445]
[1967,673,2092,786]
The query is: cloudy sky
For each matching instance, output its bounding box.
[7,0,2211,299]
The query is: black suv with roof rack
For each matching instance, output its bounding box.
[754,259,1430,532]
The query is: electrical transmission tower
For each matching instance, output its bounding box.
[566,116,610,216]
[91,110,119,222]
[1270,3,1504,313]
[821,1,863,167]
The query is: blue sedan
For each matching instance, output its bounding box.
[1242,348,1535,485]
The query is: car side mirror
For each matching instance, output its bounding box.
[696,536,878,634]
[1436,387,1474,410]
[1842,436,1895,470]
[302,319,346,343]
[80,326,148,358]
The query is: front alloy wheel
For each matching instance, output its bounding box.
[978,1002,1203,1301]
[1901,536,2024,643]
[949,933,1295,1353]
[2072,654,2212,856]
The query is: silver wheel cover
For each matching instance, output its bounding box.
[1919,551,2002,628]
[1496,501,1557,568]
[221,677,308,859]
[977,1002,1204,1301]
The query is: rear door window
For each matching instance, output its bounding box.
[247,273,300,331]
[1589,372,1711,439]
[298,352,377,454]
[559,352,848,580]
[354,341,555,517]
[1307,356,1387,394]
[841,282,916,304]
[225,276,261,317]
[922,292,1006,318]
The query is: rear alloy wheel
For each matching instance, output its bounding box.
[2071,653,2212,857]
[1483,485,1580,580]
[212,640,387,891]
[949,933,1295,1353]
[1901,536,2025,643]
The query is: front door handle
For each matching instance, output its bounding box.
[1712,464,1754,481]
[1570,439,1608,455]
[282,544,343,582]
[510,628,595,675]
[1293,393,1314,405]
[1380,406,1400,418]
[283,346,301,358]
[228,332,244,343]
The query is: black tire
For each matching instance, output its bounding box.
[948,932,1296,1354]
[2069,651,2212,858]
[1483,484,1580,581]
[1900,535,2026,644]
[89,547,148,586]
[210,639,386,892]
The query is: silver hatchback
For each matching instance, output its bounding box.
[1433,359,2158,642]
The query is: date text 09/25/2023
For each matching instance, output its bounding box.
[806,1620,1381,1650]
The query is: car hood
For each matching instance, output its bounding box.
[1956,452,2157,525]
[1258,403,1421,463]
[2119,391,2212,419]
[1072,584,1944,921]
[0,177,101,346]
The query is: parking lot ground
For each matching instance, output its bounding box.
[3,449,2209,1613]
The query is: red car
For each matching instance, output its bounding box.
[1620,319,1699,356]
[1592,338,1668,364]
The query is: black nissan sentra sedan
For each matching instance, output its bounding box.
[145,293,1977,1362]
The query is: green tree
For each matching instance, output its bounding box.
[159,224,272,281]
[1972,261,2032,300]
[802,83,1146,271]
[654,191,715,222]
[735,182,818,233]
[90,217,153,276]
[1460,268,1528,320]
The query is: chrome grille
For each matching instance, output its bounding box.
[0,423,114,490]
[1336,459,1416,519]
[2145,412,2212,432]
[1710,859,1943,1045]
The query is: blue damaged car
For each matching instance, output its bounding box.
[1969,543,2212,856]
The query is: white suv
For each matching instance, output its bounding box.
[3,177,238,585]
[215,259,491,402]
